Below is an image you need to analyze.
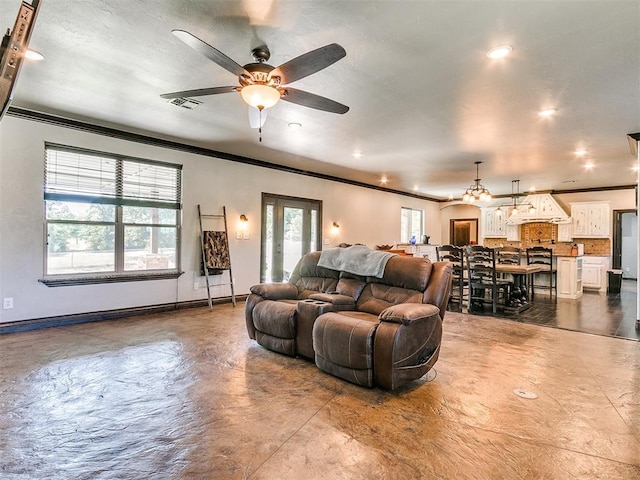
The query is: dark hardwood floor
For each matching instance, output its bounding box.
[468,279,639,341]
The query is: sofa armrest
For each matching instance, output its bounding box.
[379,303,440,325]
[250,283,298,300]
[375,303,443,390]
[308,292,356,308]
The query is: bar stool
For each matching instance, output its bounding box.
[526,246,556,299]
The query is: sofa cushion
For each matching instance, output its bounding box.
[336,275,367,300]
[356,284,423,316]
[367,256,432,291]
[288,251,340,298]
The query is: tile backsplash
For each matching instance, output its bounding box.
[483,224,611,255]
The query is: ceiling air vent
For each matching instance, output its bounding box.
[167,97,202,109]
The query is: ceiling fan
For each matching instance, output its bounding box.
[161,30,349,132]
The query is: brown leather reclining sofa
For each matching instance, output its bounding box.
[245,251,452,390]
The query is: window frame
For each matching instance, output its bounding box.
[400,207,424,244]
[41,144,183,286]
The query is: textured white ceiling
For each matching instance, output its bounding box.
[4,0,639,199]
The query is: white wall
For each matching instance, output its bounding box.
[0,116,440,323]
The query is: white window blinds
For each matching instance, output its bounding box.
[44,144,182,209]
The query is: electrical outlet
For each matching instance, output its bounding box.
[3,297,14,309]
[194,282,199,290]
[324,238,330,245]
[236,231,242,239]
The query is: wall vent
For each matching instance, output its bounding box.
[167,97,202,110]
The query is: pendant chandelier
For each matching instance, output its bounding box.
[462,161,492,203]
[497,180,536,216]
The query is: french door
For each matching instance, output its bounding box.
[261,193,322,282]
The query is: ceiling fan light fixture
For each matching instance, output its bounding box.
[240,84,281,110]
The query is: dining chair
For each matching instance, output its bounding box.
[526,246,556,299]
[496,246,527,305]
[465,245,513,315]
[436,244,465,312]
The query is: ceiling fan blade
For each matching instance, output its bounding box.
[172,29,249,77]
[270,43,346,85]
[160,86,237,99]
[281,87,349,114]
[248,106,268,128]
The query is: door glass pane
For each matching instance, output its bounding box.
[283,206,303,281]
[310,209,318,252]
[264,204,274,282]
[47,223,115,274]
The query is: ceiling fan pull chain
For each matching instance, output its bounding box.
[258,108,263,142]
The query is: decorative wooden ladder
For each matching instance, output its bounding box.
[197,205,236,310]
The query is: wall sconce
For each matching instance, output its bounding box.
[332,222,340,229]
[237,214,249,240]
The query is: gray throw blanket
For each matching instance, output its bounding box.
[317,245,397,278]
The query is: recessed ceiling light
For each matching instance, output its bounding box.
[529,186,536,193]
[25,49,44,61]
[413,185,419,192]
[448,194,454,201]
[486,45,512,59]
[380,176,388,184]
[288,122,302,129]
[584,163,595,170]
[574,149,587,156]
[538,108,558,117]
[352,151,363,159]
[632,165,639,172]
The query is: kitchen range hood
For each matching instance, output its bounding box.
[505,194,570,225]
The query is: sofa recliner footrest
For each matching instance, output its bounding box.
[313,312,379,387]
[252,300,298,356]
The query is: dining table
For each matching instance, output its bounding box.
[495,264,543,313]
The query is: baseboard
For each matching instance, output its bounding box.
[0,295,248,335]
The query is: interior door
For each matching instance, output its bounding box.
[261,194,322,282]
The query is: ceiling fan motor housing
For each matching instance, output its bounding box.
[240,62,279,87]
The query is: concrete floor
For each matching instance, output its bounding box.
[1,303,640,479]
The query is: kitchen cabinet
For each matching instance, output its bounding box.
[506,224,521,241]
[403,244,439,260]
[557,256,583,299]
[570,202,610,238]
[481,208,506,238]
[582,256,610,291]
[557,221,572,242]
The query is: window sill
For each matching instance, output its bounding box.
[39,271,184,287]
